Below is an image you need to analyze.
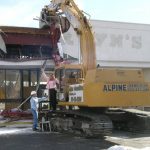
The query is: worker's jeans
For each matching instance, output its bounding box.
[31,108,38,129]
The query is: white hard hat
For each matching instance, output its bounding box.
[31,91,37,96]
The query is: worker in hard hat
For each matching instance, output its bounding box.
[30,91,47,131]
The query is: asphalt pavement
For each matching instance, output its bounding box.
[0,125,150,150]
[0,127,114,150]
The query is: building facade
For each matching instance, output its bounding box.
[0,26,54,109]
[60,20,150,82]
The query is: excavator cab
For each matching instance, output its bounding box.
[55,64,84,102]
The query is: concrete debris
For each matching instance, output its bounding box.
[108,145,150,150]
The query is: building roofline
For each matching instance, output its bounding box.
[0,26,50,35]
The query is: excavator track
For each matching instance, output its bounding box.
[39,110,113,138]
[106,108,150,133]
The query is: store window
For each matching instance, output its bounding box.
[0,70,5,99]
[23,70,30,87]
[0,69,40,100]
[6,70,21,99]
[31,70,38,86]
[23,70,38,99]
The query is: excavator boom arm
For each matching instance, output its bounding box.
[49,0,96,73]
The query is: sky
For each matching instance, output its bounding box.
[0,0,150,28]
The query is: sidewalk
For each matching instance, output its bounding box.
[0,118,33,128]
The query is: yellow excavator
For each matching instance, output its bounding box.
[39,0,150,137]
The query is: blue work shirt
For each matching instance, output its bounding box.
[30,96,47,111]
